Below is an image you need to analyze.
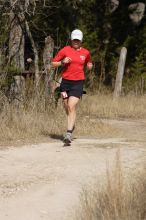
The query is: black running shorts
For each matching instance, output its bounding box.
[60,79,84,99]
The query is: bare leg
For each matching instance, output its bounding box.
[62,96,79,130]
[62,96,79,144]
[62,98,69,115]
[67,96,80,131]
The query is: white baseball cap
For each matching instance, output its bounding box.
[71,29,83,41]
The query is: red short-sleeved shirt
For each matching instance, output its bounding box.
[52,46,92,80]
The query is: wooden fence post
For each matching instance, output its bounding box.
[113,47,127,98]
[43,36,54,105]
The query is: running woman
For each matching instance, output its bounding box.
[51,29,93,144]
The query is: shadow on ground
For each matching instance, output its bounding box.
[49,134,64,141]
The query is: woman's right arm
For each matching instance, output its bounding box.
[51,57,72,68]
[51,48,65,68]
[51,61,62,68]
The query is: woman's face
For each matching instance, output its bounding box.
[71,39,82,49]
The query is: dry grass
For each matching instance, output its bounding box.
[0,93,146,143]
[76,150,146,220]
[76,117,121,138]
[0,101,65,142]
[80,94,146,119]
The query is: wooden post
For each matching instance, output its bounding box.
[43,36,54,105]
[113,47,127,98]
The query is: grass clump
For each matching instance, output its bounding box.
[77,150,146,220]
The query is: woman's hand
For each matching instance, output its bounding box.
[51,57,71,68]
[62,57,72,64]
[86,62,93,70]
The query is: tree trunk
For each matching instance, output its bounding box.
[15,5,40,88]
[128,3,145,25]
[0,49,2,71]
[9,12,24,71]
[25,20,40,87]
[10,75,25,108]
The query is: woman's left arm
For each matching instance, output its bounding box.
[86,62,93,70]
[86,52,93,70]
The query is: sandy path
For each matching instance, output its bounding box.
[0,119,146,220]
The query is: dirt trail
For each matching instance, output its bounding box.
[0,119,146,220]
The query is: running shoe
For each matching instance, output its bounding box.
[63,132,72,144]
